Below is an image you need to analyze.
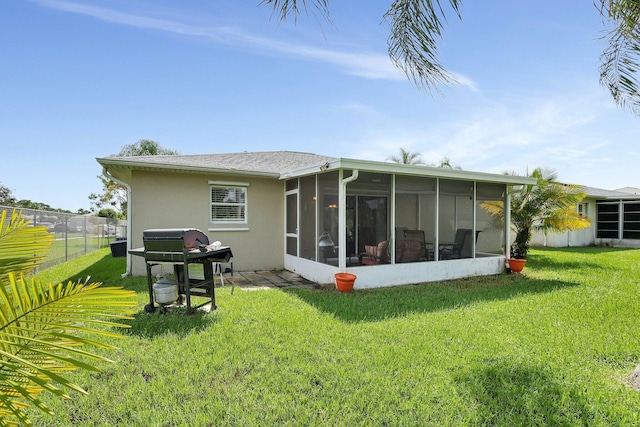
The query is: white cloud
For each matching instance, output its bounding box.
[342,88,628,186]
[34,0,410,81]
[450,72,479,92]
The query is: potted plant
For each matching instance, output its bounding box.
[507,241,528,273]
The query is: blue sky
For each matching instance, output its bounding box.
[2,0,638,212]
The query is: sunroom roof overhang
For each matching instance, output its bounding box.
[281,157,536,186]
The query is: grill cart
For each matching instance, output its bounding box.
[129,228,233,314]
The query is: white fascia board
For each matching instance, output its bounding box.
[601,195,640,201]
[96,157,280,179]
[282,157,537,185]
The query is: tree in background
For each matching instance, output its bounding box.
[1,183,85,213]
[387,148,425,165]
[262,0,640,116]
[436,156,462,169]
[0,183,15,206]
[97,207,121,220]
[14,200,72,213]
[89,139,179,215]
[388,149,462,169]
[117,139,179,157]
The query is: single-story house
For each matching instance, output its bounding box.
[530,186,640,249]
[96,151,535,289]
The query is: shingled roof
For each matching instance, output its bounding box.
[581,185,640,199]
[98,151,338,177]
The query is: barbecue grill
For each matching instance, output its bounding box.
[129,228,233,313]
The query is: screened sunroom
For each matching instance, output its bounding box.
[283,159,535,289]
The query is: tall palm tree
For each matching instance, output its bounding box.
[482,168,591,259]
[387,148,425,165]
[261,0,640,115]
[0,209,136,426]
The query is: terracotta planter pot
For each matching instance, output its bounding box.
[334,273,357,292]
[508,258,526,273]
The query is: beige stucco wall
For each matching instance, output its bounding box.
[129,170,284,275]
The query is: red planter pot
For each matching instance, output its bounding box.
[508,258,527,273]
[334,273,357,292]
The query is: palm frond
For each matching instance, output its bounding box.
[0,273,136,426]
[598,0,640,116]
[385,0,462,94]
[537,208,592,234]
[0,209,54,283]
[480,200,505,219]
[259,0,332,24]
[481,167,591,258]
[387,147,426,164]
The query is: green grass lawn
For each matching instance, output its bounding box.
[27,247,640,426]
[39,234,114,269]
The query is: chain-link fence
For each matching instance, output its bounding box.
[1,206,127,270]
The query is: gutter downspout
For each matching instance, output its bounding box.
[338,169,359,271]
[102,167,132,278]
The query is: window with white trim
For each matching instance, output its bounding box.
[210,182,248,223]
[577,202,588,217]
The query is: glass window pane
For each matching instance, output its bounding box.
[286,193,297,234]
[210,185,246,222]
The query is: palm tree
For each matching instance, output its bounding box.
[261,0,640,115]
[436,156,461,169]
[387,148,425,165]
[482,168,591,259]
[0,209,136,426]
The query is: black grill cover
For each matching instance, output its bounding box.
[143,228,210,252]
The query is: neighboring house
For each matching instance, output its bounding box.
[530,186,640,248]
[97,151,534,289]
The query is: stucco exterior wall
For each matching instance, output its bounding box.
[129,170,284,275]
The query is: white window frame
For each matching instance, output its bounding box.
[209,180,249,224]
[577,202,588,217]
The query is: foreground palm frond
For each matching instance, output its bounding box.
[0,273,137,426]
[259,0,331,24]
[598,0,640,116]
[384,0,462,94]
[263,1,640,115]
[0,209,54,283]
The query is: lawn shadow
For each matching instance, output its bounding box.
[122,306,218,339]
[282,274,579,323]
[455,359,592,425]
